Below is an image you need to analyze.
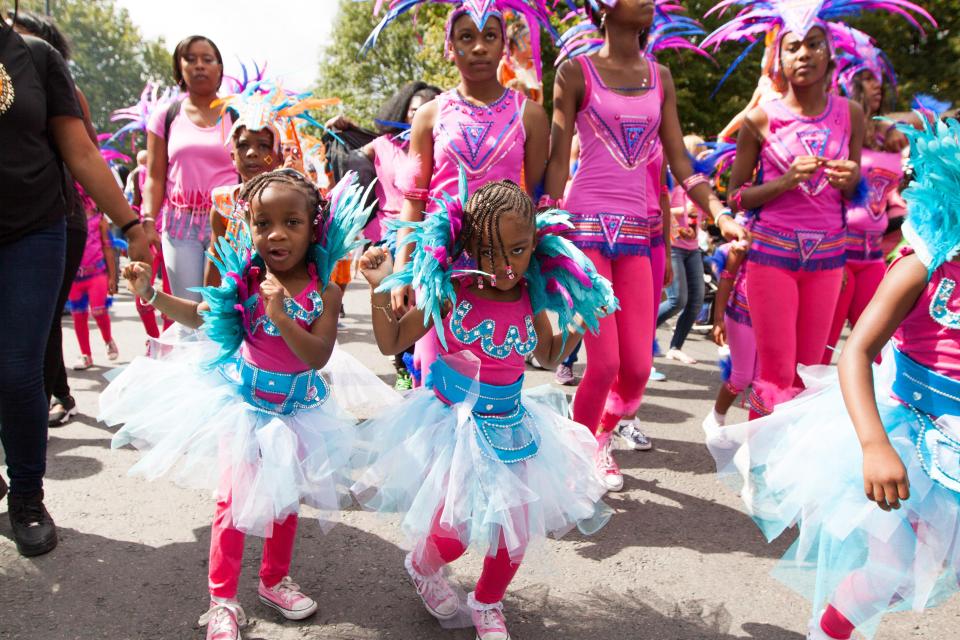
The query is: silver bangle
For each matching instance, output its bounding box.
[142,288,159,306]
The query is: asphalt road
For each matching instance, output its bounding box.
[1,280,955,639]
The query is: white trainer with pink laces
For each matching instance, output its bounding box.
[257,576,318,620]
[595,432,624,492]
[468,592,511,640]
[404,552,459,620]
[199,600,246,640]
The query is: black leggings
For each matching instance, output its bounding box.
[44,223,87,402]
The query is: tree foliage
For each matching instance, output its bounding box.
[319,0,959,137]
[17,0,171,133]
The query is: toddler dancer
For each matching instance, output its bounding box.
[354,174,614,640]
[707,117,960,639]
[68,201,118,370]
[101,170,371,640]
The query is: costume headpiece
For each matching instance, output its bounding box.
[224,60,268,95]
[363,0,557,81]
[108,82,181,149]
[898,117,960,275]
[702,0,934,90]
[555,0,712,65]
[831,23,896,97]
[378,165,618,349]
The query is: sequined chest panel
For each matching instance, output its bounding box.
[435,89,526,180]
[448,300,538,360]
[249,289,324,336]
[930,278,960,330]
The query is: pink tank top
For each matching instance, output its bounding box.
[893,261,960,378]
[371,134,408,217]
[669,185,702,251]
[845,149,902,266]
[564,56,663,257]
[757,95,851,231]
[79,213,105,273]
[443,284,538,385]
[428,88,526,214]
[241,270,325,374]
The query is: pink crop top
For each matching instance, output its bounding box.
[757,95,851,231]
[241,271,325,374]
[443,284,539,386]
[427,88,527,214]
[846,148,903,234]
[893,260,960,378]
[564,55,663,220]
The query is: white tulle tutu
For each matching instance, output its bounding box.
[100,331,385,537]
[706,348,960,637]
[351,366,610,562]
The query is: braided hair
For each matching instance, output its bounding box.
[238,169,327,229]
[458,180,535,276]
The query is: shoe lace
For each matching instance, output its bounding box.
[270,576,303,602]
[596,439,618,473]
[199,602,246,631]
[417,570,452,602]
[623,423,647,443]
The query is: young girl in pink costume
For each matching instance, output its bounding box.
[710,0,933,418]
[822,25,908,363]
[363,0,553,386]
[354,174,614,640]
[68,204,118,370]
[543,0,747,491]
[707,117,960,640]
[101,170,371,640]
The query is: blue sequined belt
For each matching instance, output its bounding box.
[221,358,329,416]
[892,348,960,494]
[431,358,539,464]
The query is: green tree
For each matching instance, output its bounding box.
[17,0,172,133]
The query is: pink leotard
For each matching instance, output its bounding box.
[428,88,527,213]
[442,284,538,386]
[845,148,903,263]
[893,260,960,378]
[564,55,663,258]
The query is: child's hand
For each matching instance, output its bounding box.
[260,274,288,323]
[862,442,910,510]
[108,278,118,296]
[712,318,726,347]
[122,261,153,297]
[359,246,394,288]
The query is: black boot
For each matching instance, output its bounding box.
[8,491,57,557]
[0,476,6,502]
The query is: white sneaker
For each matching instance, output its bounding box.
[616,419,652,451]
[404,552,459,620]
[595,433,624,492]
[199,599,246,640]
[72,354,93,370]
[666,348,698,364]
[469,593,511,640]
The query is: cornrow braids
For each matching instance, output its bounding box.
[238,169,326,229]
[458,180,535,281]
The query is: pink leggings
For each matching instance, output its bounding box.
[821,260,885,365]
[68,273,112,357]
[573,251,655,434]
[135,247,172,339]
[725,315,758,396]
[414,510,523,605]
[208,490,298,599]
[746,263,843,417]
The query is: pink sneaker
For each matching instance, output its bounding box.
[199,600,246,640]
[595,432,624,492]
[468,593,511,640]
[257,576,318,620]
[404,552,459,619]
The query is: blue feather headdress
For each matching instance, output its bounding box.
[897,116,960,275]
[195,171,374,365]
[377,165,618,349]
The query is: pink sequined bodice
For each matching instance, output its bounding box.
[443,284,539,385]
[564,55,663,219]
[757,95,851,231]
[846,148,903,233]
[893,261,960,378]
[428,88,526,214]
[241,272,325,374]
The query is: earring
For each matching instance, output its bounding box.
[600,12,607,30]
[505,265,515,280]
[490,274,497,286]
[477,277,484,289]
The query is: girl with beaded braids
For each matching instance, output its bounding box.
[355,172,614,640]
[101,169,375,640]
[543,0,749,491]
[706,117,960,640]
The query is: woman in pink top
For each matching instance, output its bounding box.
[543,0,746,491]
[727,24,864,418]
[369,5,551,385]
[142,35,237,303]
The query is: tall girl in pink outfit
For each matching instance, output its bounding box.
[544,0,746,491]
[362,2,552,386]
[726,25,863,418]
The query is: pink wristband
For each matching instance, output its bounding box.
[403,188,429,202]
[537,195,558,209]
[681,173,709,193]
